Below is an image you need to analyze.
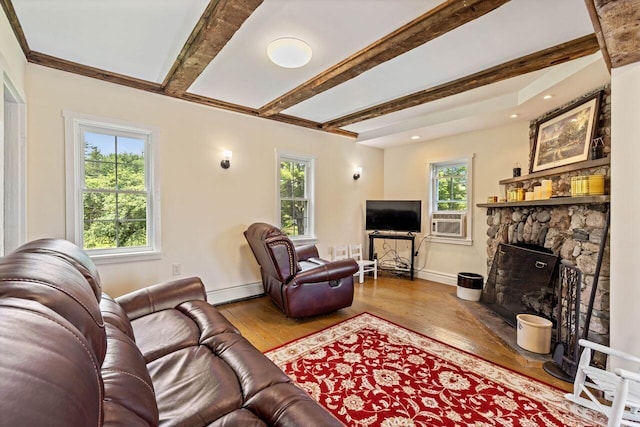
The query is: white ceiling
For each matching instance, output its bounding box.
[10,0,610,148]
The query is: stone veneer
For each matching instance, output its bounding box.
[485,202,610,345]
[484,84,611,346]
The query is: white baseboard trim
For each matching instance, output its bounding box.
[415,269,457,286]
[206,282,264,305]
[205,272,459,304]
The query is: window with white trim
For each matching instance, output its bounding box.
[64,111,160,261]
[428,157,473,244]
[278,153,315,240]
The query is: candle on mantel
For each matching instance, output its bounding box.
[533,186,543,200]
[541,180,552,199]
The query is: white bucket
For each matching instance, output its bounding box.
[456,286,482,302]
[456,273,483,302]
[516,314,552,354]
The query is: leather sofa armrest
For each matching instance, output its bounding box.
[289,259,358,286]
[295,244,319,261]
[116,277,206,321]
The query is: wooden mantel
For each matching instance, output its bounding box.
[477,195,609,209]
[477,157,611,209]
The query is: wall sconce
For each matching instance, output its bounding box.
[220,150,232,169]
[353,166,362,180]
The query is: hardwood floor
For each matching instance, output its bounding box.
[216,273,572,391]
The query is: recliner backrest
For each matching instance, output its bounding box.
[13,238,103,301]
[0,252,107,362]
[0,246,108,427]
[244,222,299,283]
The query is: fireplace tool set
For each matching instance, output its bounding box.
[543,207,610,382]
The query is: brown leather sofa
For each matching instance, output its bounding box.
[0,238,341,427]
[244,222,359,318]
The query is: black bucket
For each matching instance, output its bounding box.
[457,272,484,289]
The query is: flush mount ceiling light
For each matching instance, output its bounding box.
[267,38,312,68]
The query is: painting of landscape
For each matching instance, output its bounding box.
[532,95,599,172]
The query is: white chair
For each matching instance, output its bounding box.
[566,339,640,426]
[349,244,377,284]
[333,245,349,261]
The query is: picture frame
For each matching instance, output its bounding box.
[530,92,601,173]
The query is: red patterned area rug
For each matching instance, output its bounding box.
[265,313,605,427]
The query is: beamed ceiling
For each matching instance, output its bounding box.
[2,0,638,148]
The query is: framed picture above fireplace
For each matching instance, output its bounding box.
[530,92,602,173]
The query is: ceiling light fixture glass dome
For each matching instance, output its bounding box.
[267,38,312,68]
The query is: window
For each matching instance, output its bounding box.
[428,157,473,244]
[64,111,160,261]
[433,162,468,212]
[278,153,315,241]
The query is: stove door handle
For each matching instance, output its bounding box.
[535,261,548,269]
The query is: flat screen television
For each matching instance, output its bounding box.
[365,200,422,232]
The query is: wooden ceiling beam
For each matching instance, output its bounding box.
[258,0,511,117]
[29,51,165,93]
[322,34,601,130]
[25,51,357,138]
[584,0,640,70]
[0,0,30,56]
[178,93,357,137]
[163,0,264,96]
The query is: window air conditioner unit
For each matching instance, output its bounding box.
[431,213,466,237]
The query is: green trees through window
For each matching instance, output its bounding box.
[83,131,148,249]
[279,159,309,237]
[435,164,467,211]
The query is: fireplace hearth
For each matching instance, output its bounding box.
[481,243,560,327]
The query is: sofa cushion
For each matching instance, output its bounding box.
[148,345,244,426]
[208,409,268,426]
[102,322,158,426]
[130,300,299,426]
[100,293,135,340]
[132,300,240,363]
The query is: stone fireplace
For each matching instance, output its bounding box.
[478,85,611,349]
[483,198,610,347]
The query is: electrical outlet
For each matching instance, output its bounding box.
[172,263,181,276]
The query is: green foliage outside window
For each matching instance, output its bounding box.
[83,132,148,249]
[435,165,467,211]
[280,160,308,236]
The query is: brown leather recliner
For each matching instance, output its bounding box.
[244,222,359,318]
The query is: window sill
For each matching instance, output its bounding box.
[426,236,473,246]
[89,250,163,265]
[290,237,318,246]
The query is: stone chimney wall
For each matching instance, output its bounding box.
[484,85,612,346]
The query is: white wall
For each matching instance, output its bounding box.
[0,8,27,256]
[0,9,26,93]
[382,122,530,283]
[26,64,383,299]
[610,61,640,360]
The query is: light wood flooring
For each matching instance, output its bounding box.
[216,273,572,391]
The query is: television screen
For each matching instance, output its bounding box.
[365,200,422,232]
